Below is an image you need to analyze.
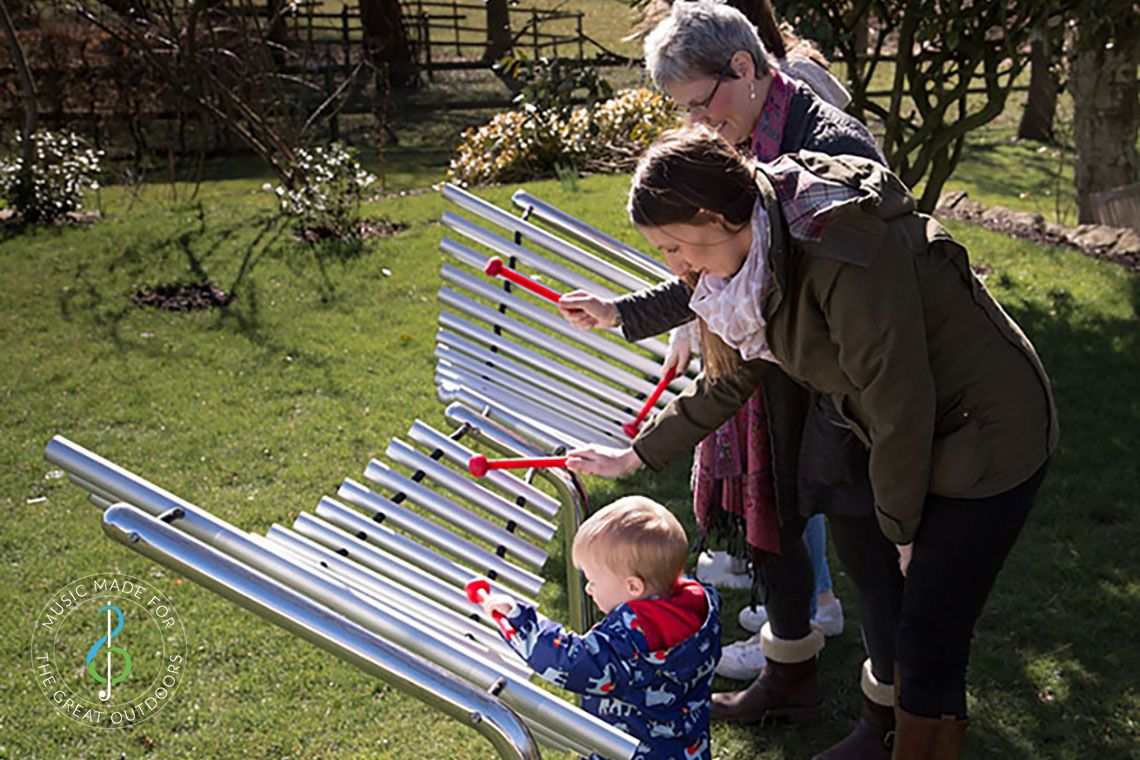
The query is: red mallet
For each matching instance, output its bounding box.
[623,367,678,438]
[483,257,563,304]
[467,454,569,478]
[465,578,515,640]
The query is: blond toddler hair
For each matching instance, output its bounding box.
[571,496,689,595]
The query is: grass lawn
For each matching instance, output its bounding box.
[1,165,1137,758]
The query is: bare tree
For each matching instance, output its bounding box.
[1070,3,1139,222]
[777,0,1070,211]
[359,0,415,88]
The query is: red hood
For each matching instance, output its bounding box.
[626,578,709,652]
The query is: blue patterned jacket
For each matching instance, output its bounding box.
[501,581,721,760]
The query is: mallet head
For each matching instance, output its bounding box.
[468,454,490,478]
[483,257,504,277]
[622,421,640,438]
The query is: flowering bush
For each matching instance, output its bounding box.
[448,88,681,187]
[0,129,102,224]
[266,143,377,239]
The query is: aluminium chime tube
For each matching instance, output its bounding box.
[54,439,629,756]
[436,329,636,425]
[99,503,542,760]
[437,314,643,413]
[438,234,668,361]
[258,527,529,678]
[440,223,619,298]
[295,506,537,612]
[360,462,548,571]
[405,420,560,519]
[511,189,671,282]
[104,503,637,760]
[436,348,628,443]
[442,183,652,293]
[441,265,681,390]
[441,404,595,634]
[338,478,545,597]
[435,366,602,448]
[437,287,680,401]
[384,438,556,542]
[437,383,573,452]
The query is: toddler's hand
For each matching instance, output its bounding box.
[481,592,517,620]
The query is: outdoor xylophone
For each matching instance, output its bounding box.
[49,182,696,759]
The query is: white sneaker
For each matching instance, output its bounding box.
[738,600,844,636]
[715,632,766,680]
[738,604,768,633]
[815,598,844,637]
[695,551,752,590]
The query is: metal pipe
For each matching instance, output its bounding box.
[437,384,571,452]
[443,183,651,292]
[437,315,642,413]
[359,462,548,571]
[435,366,600,448]
[442,407,596,633]
[437,267,665,387]
[296,507,536,612]
[259,527,529,676]
[440,224,618,297]
[406,420,560,519]
[442,265,679,389]
[385,438,556,542]
[437,329,636,424]
[510,189,670,282]
[436,349,628,442]
[338,478,545,597]
[100,504,542,760]
[46,437,634,758]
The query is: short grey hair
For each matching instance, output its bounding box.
[644,0,773,91]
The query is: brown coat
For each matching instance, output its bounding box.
[634,152,1058,544]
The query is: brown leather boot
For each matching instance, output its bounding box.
[892,707,967,760]
[812,696,895,759]
[710,657,823,724]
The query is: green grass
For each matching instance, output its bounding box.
[1,171,1137,759]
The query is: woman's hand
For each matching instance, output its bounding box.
[566,445,644,478]
[557,290,619,330]
[897,543,913,577]
[480,592,516,620]
[664,323,698,375]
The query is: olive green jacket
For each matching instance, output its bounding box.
[633,152,1058,544]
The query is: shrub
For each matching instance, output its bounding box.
[266,143,378,240]
[448,88,680,187]
[0,129,102,224]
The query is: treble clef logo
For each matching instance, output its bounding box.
[85,604,132,702]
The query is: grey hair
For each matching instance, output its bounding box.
[644,0,773,91]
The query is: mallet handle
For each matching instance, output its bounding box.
[468,455,568,477]
[624,367,678,438]
[484,257,562,304]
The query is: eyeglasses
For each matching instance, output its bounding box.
[687,62,737,116]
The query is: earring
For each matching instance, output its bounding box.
[749,83,756,100]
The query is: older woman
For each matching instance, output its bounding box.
[558,3,901,757]
[569,125,1058,759]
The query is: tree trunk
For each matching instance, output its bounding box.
[0,0,37,209]
[1018,17,1061,142]
[483,0,512,63]
[358,0,416,88]
[1072,8,1140,223]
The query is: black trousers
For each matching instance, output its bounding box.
[826,464,1047,716]
[752,512,814,641]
